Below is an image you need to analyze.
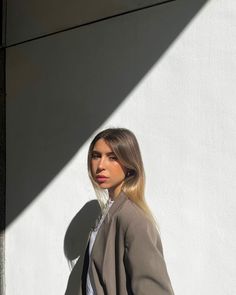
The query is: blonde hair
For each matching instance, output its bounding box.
[87,128,159,230]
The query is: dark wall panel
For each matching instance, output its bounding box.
[6,0,208,227]
[6,0,168,45]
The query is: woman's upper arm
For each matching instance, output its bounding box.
[124,214,175,295]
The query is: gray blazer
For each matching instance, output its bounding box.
[80,191,175,295]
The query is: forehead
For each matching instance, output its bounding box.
[92,138,113,153]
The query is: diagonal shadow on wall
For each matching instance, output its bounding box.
[6,0,208,228]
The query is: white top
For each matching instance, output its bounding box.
[86,198,114,294]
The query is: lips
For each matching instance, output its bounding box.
[96,175,108,182]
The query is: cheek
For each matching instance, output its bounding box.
[113,165,126,179]
[91,161,96,175]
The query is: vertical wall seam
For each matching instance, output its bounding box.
[1,0,6,47]
[0,1,6,294]
[0,47,6,295]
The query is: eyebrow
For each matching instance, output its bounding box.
[92,150,115,156]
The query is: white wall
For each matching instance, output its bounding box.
[6,0,236,294]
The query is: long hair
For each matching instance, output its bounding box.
[87,128,159,230]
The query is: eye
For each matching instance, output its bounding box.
[109,155,118,161]
[91,153,100,159]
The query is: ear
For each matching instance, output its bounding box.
[126,169,131,177]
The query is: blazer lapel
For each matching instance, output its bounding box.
[88,190,128,292]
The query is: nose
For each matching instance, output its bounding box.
[97,156,106,171]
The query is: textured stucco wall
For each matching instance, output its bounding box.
[6,0,236,294]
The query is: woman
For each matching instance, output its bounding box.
[80,128,174,295]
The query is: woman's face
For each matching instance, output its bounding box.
[91,138,127,199]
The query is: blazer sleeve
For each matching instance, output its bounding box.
[124,213,175,295]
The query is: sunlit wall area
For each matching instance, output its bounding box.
[5,1,236,294]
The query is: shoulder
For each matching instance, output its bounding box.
[116,197,148,226]
[113,195,163,253]
[117,198,161,240]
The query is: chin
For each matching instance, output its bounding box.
[97,183,110,189]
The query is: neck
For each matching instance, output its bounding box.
[108,183,123,201]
